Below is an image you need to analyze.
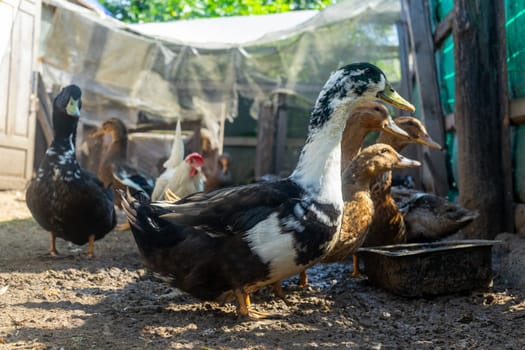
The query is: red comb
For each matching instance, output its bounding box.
[185,152,204,164]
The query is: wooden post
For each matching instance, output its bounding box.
[395,19,421,188]
[36,73,53,146]
[397,20,413,106]
[453,0,513,237]
[404,0,449,196]
[273,93,288,175]
[254,100,275,177]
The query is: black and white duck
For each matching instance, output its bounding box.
[26,85,116,257]
[121,63,415,319]
[91,118,155,208]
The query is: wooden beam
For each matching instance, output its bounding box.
[433,10,454,47]
[273,93,288,174]
[254,100,275,177]
[510,98,525,125]
[36,73,53,146]
[404,0,449,196]
[453,0,513,237]
[444,113,455,131]
[223,136,304,148]
[395,19,421,188]
[223,137,257,147]
[396,20,413,104]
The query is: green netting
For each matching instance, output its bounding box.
[506,0,525,98]
[435,35,455,114]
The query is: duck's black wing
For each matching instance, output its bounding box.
[113,163,155,197]
[160,180,303,235]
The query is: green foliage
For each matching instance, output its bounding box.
[99,0,334,23]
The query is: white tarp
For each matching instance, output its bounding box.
[40,0,402,145]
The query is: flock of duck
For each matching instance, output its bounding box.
[25,63,478,319]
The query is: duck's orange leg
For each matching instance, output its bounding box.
[298,270,308,288]
[234,289,270,319]
[86,234,95,258]
[49,232,59,256]
[352,254,362,277]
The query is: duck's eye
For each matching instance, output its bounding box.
[406,121,415,126]
[381,148,388,153]
[374,106,381,112]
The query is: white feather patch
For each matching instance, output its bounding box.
[244,212,301,281]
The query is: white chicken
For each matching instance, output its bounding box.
[151,120,205,201]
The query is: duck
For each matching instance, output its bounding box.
[204,153,234,192]
[352,116,442,276]
[294,102,411,288]
[26,85,116,257]
[392,188,479,242]
[92,118,156,208]
[151,120,205,201]
[120,62,415,319]
[320,144,420,265]
[340,103,411,170]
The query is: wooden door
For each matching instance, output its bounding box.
[0,0,41,189]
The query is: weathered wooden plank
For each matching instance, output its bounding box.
[404,0,449,196]
[445,113,455,131]
[223,136,304,148]
[223,137,257,147]
[396,20,413,104]
[36,73,53,145]
[453,0,513,237]
[273,93,288,174]
[254,100,275,177]
[510,98,525,125]
[0,0,40,189]
[395,18,421,188]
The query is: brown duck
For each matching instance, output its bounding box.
[320,144,420,264]
[353,116,442,276]
[392,188,479,242]
[92,118,155,208]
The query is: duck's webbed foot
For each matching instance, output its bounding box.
[235,289,279,320]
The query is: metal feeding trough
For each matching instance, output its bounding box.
[357,240,498,297]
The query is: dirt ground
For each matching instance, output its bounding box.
[1,190,524,349]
